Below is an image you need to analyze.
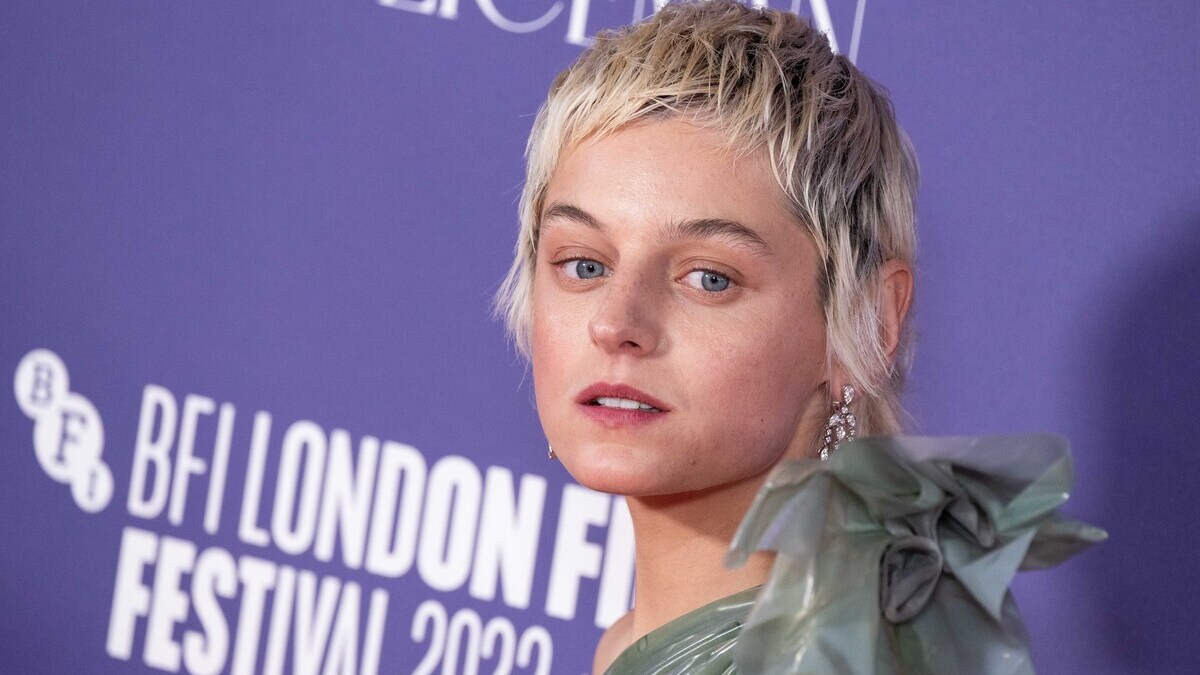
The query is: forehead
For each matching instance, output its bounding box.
[548,119,776,213]
[541,118,808,252]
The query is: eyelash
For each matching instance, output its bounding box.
[554,257,736,293]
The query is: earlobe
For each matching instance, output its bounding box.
[878,259,915,364]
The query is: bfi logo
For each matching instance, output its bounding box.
[13,348,114,512]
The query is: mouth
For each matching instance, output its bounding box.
[588,396,663,413]
[575,383,670,414]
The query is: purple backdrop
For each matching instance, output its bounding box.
[3,1,1198,673]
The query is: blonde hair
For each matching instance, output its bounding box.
[496,0,918,435]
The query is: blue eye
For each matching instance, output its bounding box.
[684,270,732,292]
[565,259,606,279]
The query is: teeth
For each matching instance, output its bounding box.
[594,397,661,412]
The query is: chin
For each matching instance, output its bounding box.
[562,448,747,498]
[558,446,682,497]
[562,460,659,497]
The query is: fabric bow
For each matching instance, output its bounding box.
[725,434,1106,675]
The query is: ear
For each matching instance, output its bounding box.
[826,259,914,398]
[877,259,914,365]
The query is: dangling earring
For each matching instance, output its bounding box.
[548,444,557,460]
[820,384,857,461]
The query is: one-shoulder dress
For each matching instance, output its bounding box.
[604,434,1106,675]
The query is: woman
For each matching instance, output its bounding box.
[497,2,1102,672]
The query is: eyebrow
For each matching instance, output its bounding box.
[541,202,774,257]
[542,203,602,231]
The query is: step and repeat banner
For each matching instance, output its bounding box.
[3,1,1197,674]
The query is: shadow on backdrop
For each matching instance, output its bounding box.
[1096,207,1200,673]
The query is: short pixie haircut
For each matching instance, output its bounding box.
[497,0,918,436]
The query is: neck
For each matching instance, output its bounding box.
[623,467,777,643]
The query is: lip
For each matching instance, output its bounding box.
[575,382,672,411]
[575,382,672,428]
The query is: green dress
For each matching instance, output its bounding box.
[604,434,1106,675]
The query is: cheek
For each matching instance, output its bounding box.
[709,345,807,414]
[530,280,587,416]
[531,282,576,370]
[687,308,825,439]
[530,291,559,394]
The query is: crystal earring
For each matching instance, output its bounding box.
[820,384,857,461]
[548,444,556,460]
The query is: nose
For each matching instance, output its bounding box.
[587,272,661,356]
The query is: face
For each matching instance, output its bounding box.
[531,118,831,497]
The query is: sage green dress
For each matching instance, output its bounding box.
[604,434,1106,675]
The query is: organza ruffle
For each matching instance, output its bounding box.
[725,434,1107,674]
[605,434,1106,675]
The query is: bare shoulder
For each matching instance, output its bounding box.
[592,611,635,675]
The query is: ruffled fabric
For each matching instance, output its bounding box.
[725,434,1107,674]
